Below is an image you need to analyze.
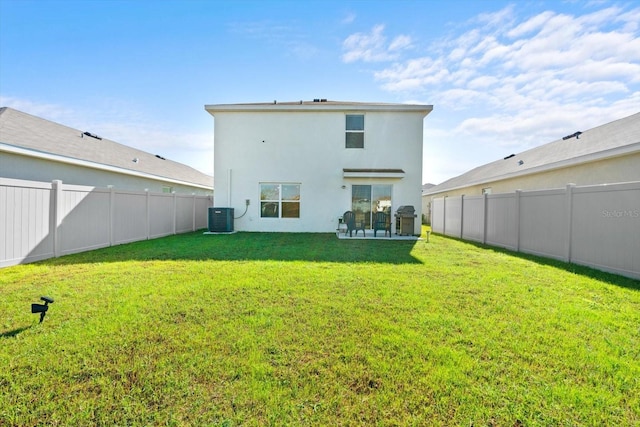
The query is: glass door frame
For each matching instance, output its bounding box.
[351,184,392,228]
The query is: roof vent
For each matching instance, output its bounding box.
[562,131,582,140]
[82,131,102,140]
[503,154,515,160]
[155,154,166,160]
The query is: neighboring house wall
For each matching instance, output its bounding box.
[426,152,640,198]
[209,103,431,233]
[0,151,212,195]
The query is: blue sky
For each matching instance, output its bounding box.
[1,0,638,185]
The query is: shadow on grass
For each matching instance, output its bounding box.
[0,326,31,339]
[40,231,423,266]
[440,234,640,291]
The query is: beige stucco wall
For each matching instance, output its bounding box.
[0,152,213,195]
[425,152,640,200]
[422,152,640,224]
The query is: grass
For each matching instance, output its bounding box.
[1,229,639,426]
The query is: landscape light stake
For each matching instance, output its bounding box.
[31,296,54,323]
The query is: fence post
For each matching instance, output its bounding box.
[145,189,150,240]
[442,196,447,236]
[192,194,196,231]
[108,185,115,246]
[172,192,177,235]
[429,198,433,229]
[515,190,522,252]
[482,192,488,244]
[564,184,576,262]
[52,180,63,258]
[460,195,465,239]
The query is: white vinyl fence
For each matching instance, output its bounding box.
[431,182,640,280]
[1,178,213,267]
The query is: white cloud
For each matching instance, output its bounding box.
[342,24,411,63]
[389,34,412,51]
[341,11,356,25]
[507,11,555,38]
[355,3,640,184]
[0,96,75,122]
[371,4,640,94]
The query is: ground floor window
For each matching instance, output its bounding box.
[260,183,300,218]
[351,184,392,228]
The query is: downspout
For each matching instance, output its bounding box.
[227,168,232,207]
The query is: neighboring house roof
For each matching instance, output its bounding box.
[425,112,640,195]
[0,107,212,189]
[422,183,435,194]
[205,99,433,114]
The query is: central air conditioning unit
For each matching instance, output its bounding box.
[208,207,234,232]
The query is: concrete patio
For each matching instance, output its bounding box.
[335,228,425,241]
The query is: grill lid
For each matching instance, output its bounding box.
[396,205,416,215]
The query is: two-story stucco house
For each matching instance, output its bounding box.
[205,100,433,234]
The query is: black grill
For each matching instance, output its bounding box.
[394,205,416,236]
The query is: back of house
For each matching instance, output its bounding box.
[205,100,432,233]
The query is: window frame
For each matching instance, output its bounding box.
[345,114,365,149]
[260,183,301,219]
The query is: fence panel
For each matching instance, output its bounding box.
[113,191,151,245]
[149,193,175,238]
[570,183,640,277]
[0,179,53,266]
[444,196,462,237]
[431,197,445,234]
[519,189,566,260]
[430,181,640,279]
[461,195,485,243]
[195,197,211,230]
[176,195,195,234]
[59,186,110,255]
[485,193,517,250]
[1,178,212,267]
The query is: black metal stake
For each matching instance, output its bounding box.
[31,296,54,323]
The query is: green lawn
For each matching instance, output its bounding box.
[1,229,639,426]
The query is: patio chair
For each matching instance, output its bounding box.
[343,210,365,237]
[373,211,391,237]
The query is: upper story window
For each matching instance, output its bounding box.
[260,183,300,218]
[346,114,364,148]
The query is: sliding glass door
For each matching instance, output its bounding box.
[351,185,392,228]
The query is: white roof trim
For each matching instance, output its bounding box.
[206,102,432,115]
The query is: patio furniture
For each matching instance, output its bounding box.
[395,205,417,236]
[373,211,391,237]
[343,210,365,237]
